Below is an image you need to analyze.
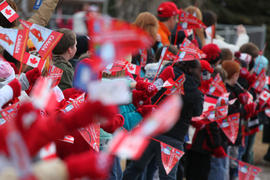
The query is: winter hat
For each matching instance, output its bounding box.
[202,44,221,65]
[234,52,252,65]
[221,60,240,79]
[200,60,213,73]
[0,60,14,80]
[157,2,179,18]
[254,55,269,75]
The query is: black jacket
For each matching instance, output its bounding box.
[152,65,203,142]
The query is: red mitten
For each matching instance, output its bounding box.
[25,68,41,86]
[135,80,157,96]
[200,60,214,73]
[159,66,175,82]
[213,146,227,158]
[65,151,113,180]
[239,68,250,79]
[238,92,250,105]
[199,78,212,94]
[132,90,150,108]
[247,73,257,87]
[137,105,157,117]
[244,102,257,119]
[101,114,124,133]
[8,78,21,98]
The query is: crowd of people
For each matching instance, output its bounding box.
[0,0,269,180]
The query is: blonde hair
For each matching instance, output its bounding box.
[185,6,205,46]
[133,12,159,41]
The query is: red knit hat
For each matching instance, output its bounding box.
[202,44,221,64]
[157,2,179,18]
[200,60,214,73]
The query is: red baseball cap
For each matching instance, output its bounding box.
[157,2,179,18]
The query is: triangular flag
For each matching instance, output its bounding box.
[208,73,227,97]
[205,25,215,43]
[203,95,218,112]
[177,38,206,61]
[177,9,206,31]
[22,52,45,71]
[160,142,185,175]
[79,123,100,152]
[165,74,185,95]
[217,113,240,144]
[60,135,74,144]
[238,160,261,180]
[252,69,266,93]
[87,14,153,71]
[47,65,63,87]
[0,27,28,62]
[0,102,20,123]
[0,0,19,23]
[39,143,57,161]
[140,48,148,67]
[20,19,63,59]
[125,63,141,76]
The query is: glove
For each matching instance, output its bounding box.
[8,78,21,99]
[247,73,257,87]
[101,114,125,133]
[135,80,158,97]
[239,68,250,79]
[132,90,151,108]
[238,92,250,105]
[65,151,113,180]
[16,101,118,156]
[244,102,257,119]
[199,78,212,94]
[213,146,227,158]
[25,68,41,86]
[137,105,157,117]
[159,66,175,82]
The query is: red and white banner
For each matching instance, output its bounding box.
[0,103,20,123]
[177,9,206,31]
[0,27,28,62]
[108,95,182,159]
[160,142,185,175]
[238,160,261,180]
[125,63,141,76]
[22,52,45,71]
[0,0,19,23]
[20,19,63,59]
[60,135,74,144]
[39,143,57,161]
[252,69,266,93]
[165,74,185,95]
[79,123,100,152]
[203,95,218,112]
[217,113,240,144]
[208,73,227,97]
[47,65,63,87]
[177,38,206,61]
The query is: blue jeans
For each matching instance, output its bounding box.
[109,157,122,180]
[208,155,229,180]
[123,135,184,180]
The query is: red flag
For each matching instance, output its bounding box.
[20,19,63,60]
[125,63,141,76]
[177,38,206,62]
[0,27,28,62]
[252,69,266,92]
[160,142,185,174]
[47,65,63,87]
[177,9,206,31]
[217,113,240,144]
[165,74,185,95]
[79,123,100,152]
[0,103,20,123]
[203,95,218,112]
[208,73,227,97]
[205,25,216,43]
[40,143,57,161]
[0,0,19,23]
[238,160,261,180]
[140,48,147,67]
[87,14,153,71]
[108,95,182,159]
[60,135,74,144]
[22,52,45,71]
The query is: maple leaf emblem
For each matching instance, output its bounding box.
[128,64,134,71]
[30,57,38,64]
[5,8,12,16]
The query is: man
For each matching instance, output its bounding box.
[157,2,179,45]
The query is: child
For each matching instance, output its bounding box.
[53,28,77,90]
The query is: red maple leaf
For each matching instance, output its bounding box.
[30,58,38,64]
[5,8,12,16]
[128,65,134,71]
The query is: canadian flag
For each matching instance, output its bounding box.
[125,63,140,75]
[22,52,45,71]
[203,95,218,112]
[0,0,19,23]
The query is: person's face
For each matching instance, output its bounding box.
[69,40,77,59]
[168,15,178,31]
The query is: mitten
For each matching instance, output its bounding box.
[244,102,257,119]
[158,66,175,82]
[137,105,157,117]
[247,73,257,87]
[0,79,21,109]
[200,60,214,73]
[101,114,125,133]
[65,152,113,180]
[239,68,250,79]
[238,92,250,105]
[8,78,21,99]
[213,146,227,158]
[25,68,41,86]
[135,81,158,97]
[132,90,151,108]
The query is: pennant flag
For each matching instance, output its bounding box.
[20,19,63,59]
[125,63,141,76]
[208,74,227,97]
[33,0,43,10]
[108,95,182,159]
[177,38,206,61]
[87,14,153,71]
[0,103,20,123]
[160,142,185,175]
[0,27,28,62]
[103,61,127,75]
[60,135,74,144]
[73,60,98,92]
[177,9,206,31]
[47,65,63,87]
[238,160,261,180]
[203,95,218,112]
[252,69,266,93]
[163,78,175,88]
[22,52,45,71]
[258,89,270,106]
[79,123,100,152]
[205,25,215,42]
[165,74,186,95]
[0,0,19,23]
[217,113,240,144]
[140,48,147,67]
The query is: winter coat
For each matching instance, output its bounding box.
[157,21,171,45]
[152,65,203,142]
[53,55,74,91]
